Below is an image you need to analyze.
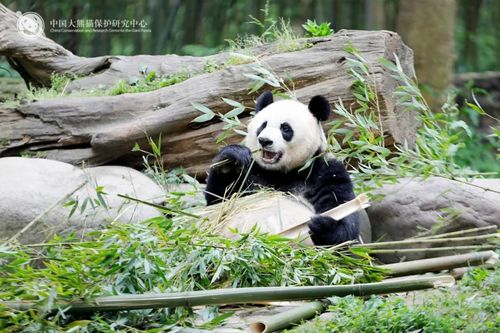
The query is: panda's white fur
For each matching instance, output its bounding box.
[245,99,325,172]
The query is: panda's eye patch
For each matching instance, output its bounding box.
[256,121,267,136]
[280,122,294,141]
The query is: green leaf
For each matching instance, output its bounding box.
[243,73,280,87]
[96,191,108,209]
[199,311,235,329]
[145,70,156,82]
[191,102,214,115]
[224,107,245,118]
[67,199,79,218]
[191,102,215,123]
[465,102,486,115]
[192,113,215,123]
[234,129,247,136]
[379,57,398,72]
[221,98,244,108]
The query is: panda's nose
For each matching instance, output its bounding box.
[258,137,273,147]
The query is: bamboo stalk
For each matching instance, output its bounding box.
[209,149,262,168]
[450,262,498,279]
[249,300,327,333]
[117,194,200,218]
[413,226,497,240]
[379,251,498,276]
[2,275,454,313]
[369,245,497,254]
[278,193,370,238]
[356,235,499,249]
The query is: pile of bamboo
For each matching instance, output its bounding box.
[3,227,497,333]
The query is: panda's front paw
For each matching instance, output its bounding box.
[212,145,252,174]
[308,215,357,246]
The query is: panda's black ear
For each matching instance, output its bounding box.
[255,91,274,113]
[308,95,331,121]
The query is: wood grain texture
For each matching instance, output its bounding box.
[0,15,416,176]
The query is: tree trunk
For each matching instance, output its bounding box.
[0,4,416,176]
[462,0,482,71]
[396,0,456,111]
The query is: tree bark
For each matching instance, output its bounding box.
[397,0,456,111]
[0,5,416,176]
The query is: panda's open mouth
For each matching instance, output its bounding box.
[262,149,282,164]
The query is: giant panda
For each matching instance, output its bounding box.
[205,91,359,246]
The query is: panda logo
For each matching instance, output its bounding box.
[205,91,360,246]
[17,12,45,38]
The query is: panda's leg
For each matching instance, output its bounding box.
[307,213,360,246]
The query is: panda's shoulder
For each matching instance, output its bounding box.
[313,157,350,179]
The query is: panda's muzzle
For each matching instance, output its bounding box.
[262,149,283,164]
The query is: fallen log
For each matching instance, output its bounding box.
[0,4,110,87]
[0,3,415,175]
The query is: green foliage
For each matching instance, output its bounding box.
[302,19,334,37]
[64,185,109,219]
[203,59,222,73]
[452,91,500,174]
[5,65,191,104]
[226,2,306,53]
[0,128,385,330]
[191,102,216,123]
[287,267,500,333]
[132,135,199,196]
[191,97,247,143]
[0,218,384,331]
[325,46,497,194]
[25,73,74,100]
[3,73,78,107]
[108,68,191,96]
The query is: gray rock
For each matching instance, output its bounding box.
[367,177,500,262]
[0,157,164,244]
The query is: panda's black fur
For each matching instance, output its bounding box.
[205,92,360,246]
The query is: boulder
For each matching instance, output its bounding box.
[0,157,164,244]
[200,191,372,244]
[367,177,500,262]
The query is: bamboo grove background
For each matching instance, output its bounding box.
[1,0,499,73]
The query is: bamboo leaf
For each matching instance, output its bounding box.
[379,57,398,72]
[191,113,215,123]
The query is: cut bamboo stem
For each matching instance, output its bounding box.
[413,226,497,240]
[356,234,499,249]
[379,250,498,276]
[278,193,370,238]
[369,245,497,254]
[2,275,454,313]
[450,262,498,279]
[249,300,327,333]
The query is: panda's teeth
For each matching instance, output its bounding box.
[262,150,282,163]
[263,150,276,159]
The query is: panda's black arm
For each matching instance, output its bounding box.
[306,158,356,212]
[205,144,253,205]
[305,158,360,245]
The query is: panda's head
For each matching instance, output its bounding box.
[245,91,331,172]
